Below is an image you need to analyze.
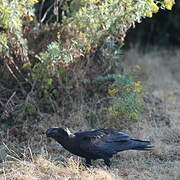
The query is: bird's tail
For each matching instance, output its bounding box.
[131,139,153,151]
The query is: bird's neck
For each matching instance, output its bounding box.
[56,135,78,153]
[54,135,72,147]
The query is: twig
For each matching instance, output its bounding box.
[40,4,54,23]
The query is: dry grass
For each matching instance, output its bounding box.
[1,48,180,180]
[0,156,117,180]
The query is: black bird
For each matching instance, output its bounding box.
[46,127,152,167]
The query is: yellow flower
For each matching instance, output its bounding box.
[31,0,39,3]
[146,11,153,18]
[133,81,141,87]
[130,112,139,120]
[108,88,119,95]
[108,107,113,114]
[108,107,122,116]
[134,87,142,93]
[90,0,100,3]
[127,5,133,12]
[29,16,33,21]
[164,0,174,10]
[150,2,159,13]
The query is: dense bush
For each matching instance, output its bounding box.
[0,0,175,128]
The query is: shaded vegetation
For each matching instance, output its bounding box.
[2,0,174,129]
[126,1,180,48]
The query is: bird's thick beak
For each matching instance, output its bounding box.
[45,127,58,137]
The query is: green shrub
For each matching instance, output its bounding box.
[108,73,144,121]
[31,41,74,91]
[0,0,38,54]
[0,0,175,127]
[28,0,175,121]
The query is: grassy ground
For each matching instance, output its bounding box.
[0,48,180,180]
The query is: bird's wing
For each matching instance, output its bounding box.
[105,129,131,142]
[76,129,131,157]
[79,134,116,157]
[75,129,130,142]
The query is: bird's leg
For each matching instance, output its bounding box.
[85,158,92,167]
[104,158,111,167]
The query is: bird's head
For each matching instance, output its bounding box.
[46,127,71,139]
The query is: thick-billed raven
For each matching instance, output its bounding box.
[46,127,152,167]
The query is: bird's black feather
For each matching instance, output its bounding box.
[46,127,153,167]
